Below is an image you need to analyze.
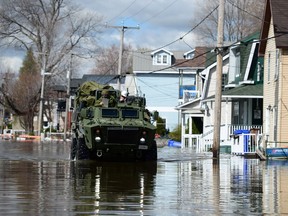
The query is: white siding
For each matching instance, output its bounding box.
[135,73,195,130]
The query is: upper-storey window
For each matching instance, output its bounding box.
[163,55,167,64]
[151,49,172,66]
[184,50,195,59]
[154,53,168,65]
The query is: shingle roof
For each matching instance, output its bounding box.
[174,47,212,68]
[259,0,288,55]
[222,84,263,98]
[82,74,125,84]
[271,0,288,48]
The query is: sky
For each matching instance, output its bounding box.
[0,0,201,73]
[77,0,199,50]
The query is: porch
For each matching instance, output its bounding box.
[181,124,262,155]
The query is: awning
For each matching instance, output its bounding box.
[222,84,263,99]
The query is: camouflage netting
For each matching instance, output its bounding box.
[75,81,113,107]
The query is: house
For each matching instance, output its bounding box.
[259,0,288,147]
[176,33,264,149]
[132,47,210,131]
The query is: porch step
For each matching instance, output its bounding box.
[256,149,266,161]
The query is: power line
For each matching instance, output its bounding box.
[107,0,138,23]
[139,0,179,25]
[123,0,154,22]
[141,5,219,54]
[226,0,262,21]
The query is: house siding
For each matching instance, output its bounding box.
[263,17,288,145]
[263,18,277,142]
[135,73,195,130]
[279,50,288,142]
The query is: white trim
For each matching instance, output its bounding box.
[222,95,263,99]
[244,42,257,81]
[225,83,237,88]
[134,70,196,75]
[150,48,173,56]
[239,80,254,85]
[147,106,178,112]
[201,54,229,100]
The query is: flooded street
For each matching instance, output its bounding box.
[0,140,287,215]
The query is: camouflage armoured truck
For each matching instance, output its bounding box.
[70,81,158,161]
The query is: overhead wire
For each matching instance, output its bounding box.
[107,0,138,23]
[140,5,219,54]
[138,0,179,25]
[122,0,154,22]
[96,0,288,95]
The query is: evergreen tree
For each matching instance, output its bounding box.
[1,49,41,134]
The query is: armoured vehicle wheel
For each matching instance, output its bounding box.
[145,141,157,161]
[76,137,90,160]
[70,138,77,160]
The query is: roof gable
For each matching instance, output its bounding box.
[259,0,288,55]
[150,48,173,56]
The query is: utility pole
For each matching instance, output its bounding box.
[63,54,73,141]
[212,0,225,159]
[106,25,140,90]
[38,53,47,137]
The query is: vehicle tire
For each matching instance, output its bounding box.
[76,137,90,160]
[70,138,77,160]
[145,140,157,161]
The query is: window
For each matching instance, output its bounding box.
[122,109,138,118]
[102,108,119,118]
[186,52,194,59]
[153,53,170,65]
[157,54,161,64]
[274,49,280,81]
[268,52,271,82]
[163,55,167,64]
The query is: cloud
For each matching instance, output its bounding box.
[76,0,198,50]
[0,48,24,73]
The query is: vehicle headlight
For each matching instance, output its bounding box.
[95,136,101,142]
[140,137,145,143]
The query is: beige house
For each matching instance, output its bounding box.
[259,0,288,147]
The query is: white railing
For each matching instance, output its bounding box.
[182,124,262,153]
[231,133,262,155]
[178,90,200,104]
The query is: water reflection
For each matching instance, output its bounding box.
[70,161,157,215]
[0,141,287,215]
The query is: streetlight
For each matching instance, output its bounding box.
[63,53,73,141]
[37,54,51,138]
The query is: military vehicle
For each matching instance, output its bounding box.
[70,81,158,161]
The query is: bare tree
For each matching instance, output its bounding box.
[0,49,40,133]
[192,0,265,45]
[0,0,103,132]
[0,0,103,77]
[91,44,133,76]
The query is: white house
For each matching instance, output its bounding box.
[176,33,264,150]
[132,47,210,131]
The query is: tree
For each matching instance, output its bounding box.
[1,49,40,134]
[192,0,265,45]
[0,0,103,75]
[0,0,103,131]
[169,124,181,142]
[156,116,167,136]
[92,44,133,76]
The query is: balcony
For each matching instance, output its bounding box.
[178,90,200,104]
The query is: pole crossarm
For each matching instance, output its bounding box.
[106,25,140,90]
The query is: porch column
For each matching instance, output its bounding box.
[188,115,192,147]
[225,98,229,140]
[181,112,185,148]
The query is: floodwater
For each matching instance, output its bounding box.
[0,141,287,215]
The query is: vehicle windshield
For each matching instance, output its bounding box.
[102,108,119,118]
[122,109,138,118]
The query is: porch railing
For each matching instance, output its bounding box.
[182,124,263,153]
